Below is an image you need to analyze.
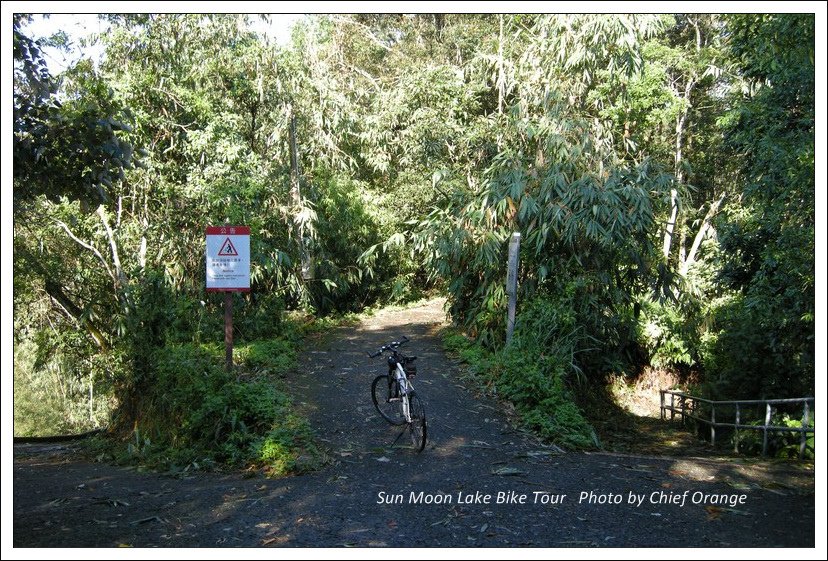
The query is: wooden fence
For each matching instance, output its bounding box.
[660,390,815,459]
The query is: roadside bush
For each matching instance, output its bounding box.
[234,339,296,375]
[639,296,698,370]
[14,335,115,437]
[495,296,599,448]
[442,294,600,449]
[121,341,320,475]
[699,293,814,400]
[730,412,815,460]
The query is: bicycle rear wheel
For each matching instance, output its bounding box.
[407,392,427,452]
[372,375,406,426]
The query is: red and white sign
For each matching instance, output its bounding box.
[206,226,250,292]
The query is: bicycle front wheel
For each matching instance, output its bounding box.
[407,392,427,452]
[372,375,406,426]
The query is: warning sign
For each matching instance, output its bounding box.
[218,238,238,256]
[206,226,250,292]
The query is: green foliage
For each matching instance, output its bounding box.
[403,14,674,353]
[699,293,812,399]
[12,12,816,460]
[443,330,492,376]
[706,14,815,400]
[118,340,319,474]
[235,339,296,375]
[13,339,112,437]
[731,412,815,460]
[442,294,600,450]
[495,296,599,448]
[14,16,140,207]
[255,417,320,474]
[306,173,392,313]
[640,297,698,369]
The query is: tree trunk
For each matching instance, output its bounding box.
[662,187,679,260]
[43,278,109,351]
[434,14,445,41]
[497,14,505,116]
[680,194,725,276]
[289,110,313,280]
[97,205,128,293]
[289,111,300,206]
[662,80,693,262]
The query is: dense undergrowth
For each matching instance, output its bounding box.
[85,335,322,476]
[443,308,601,451]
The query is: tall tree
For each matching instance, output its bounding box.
[707,14,815,398]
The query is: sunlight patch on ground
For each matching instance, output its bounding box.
[608,368,688,418]
[432,435,469,458]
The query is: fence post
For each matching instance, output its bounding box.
[89,372,94,424]
[505,232,521,345]
[762,403,772,457]
[693,399,699,437]
[800,401,810,459]
[660,391,665,421]
[734,403,740,454]
[711,404,716,448]
[670,392,675,421]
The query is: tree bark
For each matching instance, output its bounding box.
[497,14,505,116]
[662,17,704,264]
[680,194,725,276]
[43,279,109,351]
[97,205,127,293]
[662,79,693,261]
[433,14,445,42]
[54,218,116,286]
[662,187,679,260]
[289,110,313,280]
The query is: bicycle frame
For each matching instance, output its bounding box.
[390,361,414,423]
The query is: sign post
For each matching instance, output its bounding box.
[224,292,233,370]
[506,232,521,345]
[206,226,250,370]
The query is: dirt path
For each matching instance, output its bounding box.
[13,299,815,548]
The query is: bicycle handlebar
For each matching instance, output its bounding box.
[366,336,409,358]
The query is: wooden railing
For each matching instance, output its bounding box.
[660,390,815,459]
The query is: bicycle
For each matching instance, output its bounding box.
[367,336,427,452]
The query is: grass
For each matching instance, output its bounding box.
[441,326,598,450]
[13,339,112,438]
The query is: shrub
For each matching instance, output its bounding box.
[14,336,115,437]
[699,293,814,400]
[442,294,600,450]
[119,340,320,475]
[730,412,815,460]
[494,296,599,448]
[235,339,296,375]
[639,297,697,370]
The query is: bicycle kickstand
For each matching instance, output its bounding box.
[390,426,408,448]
